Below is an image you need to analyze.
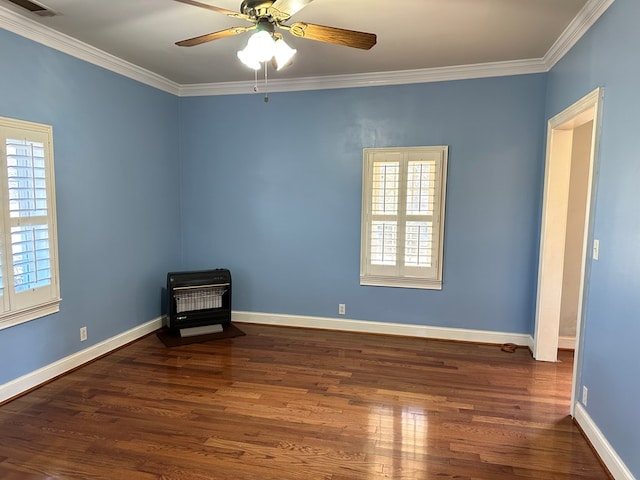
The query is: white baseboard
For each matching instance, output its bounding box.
[574,403,635,480]
[559,335,577,349]
[232,311,533,346]
[0,317,163,404]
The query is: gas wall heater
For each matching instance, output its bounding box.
[166,269,231,337]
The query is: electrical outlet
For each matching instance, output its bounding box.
[582,386,588,406]
[80,326,87,342]
[338,304,346,315]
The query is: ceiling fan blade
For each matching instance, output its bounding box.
[288,22,377,50]
[176,26,255,47]
[269,0,315,21]
[174,0,251,21]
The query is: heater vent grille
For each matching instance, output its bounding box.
[6,0,56,16]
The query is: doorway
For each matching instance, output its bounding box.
[533,88,603,412]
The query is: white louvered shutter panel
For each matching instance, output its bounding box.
[0,117,60,328]
[361,147,447,289]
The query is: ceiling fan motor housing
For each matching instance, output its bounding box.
[240,0,276,20]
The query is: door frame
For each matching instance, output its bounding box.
[533,87,603,414]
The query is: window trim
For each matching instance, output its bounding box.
[360,146,448,290]
[0,116,61,331]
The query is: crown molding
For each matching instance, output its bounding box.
[0,5,180,95]
[178,58,548,97]
[544,0,615,69]
[1,0,614,97]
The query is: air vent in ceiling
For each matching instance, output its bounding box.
[6,0,56,17]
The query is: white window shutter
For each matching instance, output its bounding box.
[361,146,448,290]
[0,117,61,330]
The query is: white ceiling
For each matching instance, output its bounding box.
[0,0,596,88]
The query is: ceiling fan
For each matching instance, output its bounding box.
[174,0,377,53]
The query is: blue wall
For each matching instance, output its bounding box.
[546,0,640,475]
[179,75,547,333]
[0,29,182,384]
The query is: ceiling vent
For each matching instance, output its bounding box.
[6,0,56,17]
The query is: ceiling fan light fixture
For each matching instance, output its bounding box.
[237,49,261,70]
[237,45,261,70]
[237,29,296,71]
[273,37,296,70]
[237,30,275,69]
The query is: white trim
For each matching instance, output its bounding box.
[558,335,577,350]
[544,0,616,70]
[0,298,60,331]
[0,116,61,330]
[232,311,532,346]
[0,5,180,95]
[574,403,635,480]
[534,87,603,363]
[359,276,442,290]
[0,1,614,96]
[0,316,163,404]
[360,146,448,290]
[178,59,548,97]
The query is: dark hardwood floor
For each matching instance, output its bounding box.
[0,324,610,479]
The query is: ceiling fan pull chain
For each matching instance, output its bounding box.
[264,62,269,103]
[253,68,259,92]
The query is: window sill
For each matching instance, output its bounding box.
[360,275,442,290]
[0,299,61,331]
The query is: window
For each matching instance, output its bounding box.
[360,146,448,289]
[0,116,60,330]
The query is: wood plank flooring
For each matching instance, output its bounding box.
[0,324,610,479]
